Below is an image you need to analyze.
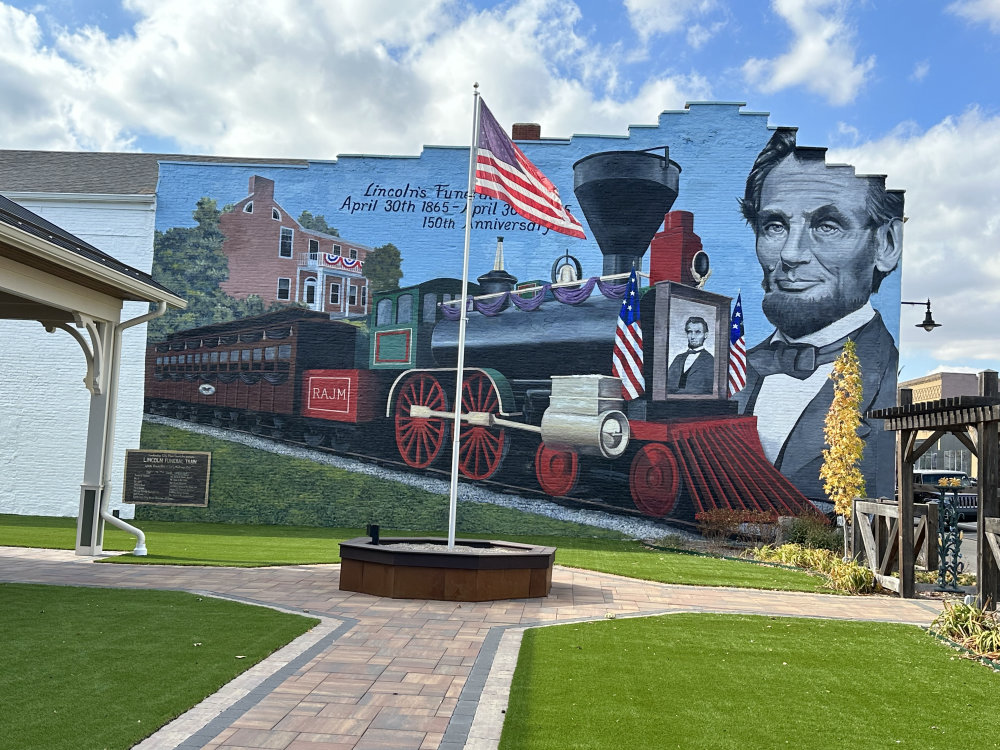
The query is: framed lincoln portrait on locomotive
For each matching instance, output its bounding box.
[651,281,730,402]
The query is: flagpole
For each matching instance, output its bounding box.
[447,83,481,550]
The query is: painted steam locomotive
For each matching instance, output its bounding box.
[145,149,819,523]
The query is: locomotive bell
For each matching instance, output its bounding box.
[573,149,681,276]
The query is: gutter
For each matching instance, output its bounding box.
[98,301,169,556]
[0,220,186,309]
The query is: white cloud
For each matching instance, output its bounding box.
[947,0,1000,32]
[0,5,130,150]
[0,0,712,157]
[828,108,1000,370]
[687,21,727,49]
[928,365,983,375]
[742,0,875,105]
[910,59,930,82]
[624,0,722,42]
[835,120,860,144]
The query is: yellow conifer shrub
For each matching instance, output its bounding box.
[819,340,865,521]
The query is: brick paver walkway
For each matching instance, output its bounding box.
[0,546,945,749]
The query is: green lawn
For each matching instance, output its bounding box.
[1,583,317,750]
[548,538,828,591]
[0,514,829,591]
[501,613,1000,750]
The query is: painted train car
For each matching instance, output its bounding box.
[145,148,820,524]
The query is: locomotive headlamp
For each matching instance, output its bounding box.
[600,415,626,452]
[690,250,711,289]
[540,409,630,459]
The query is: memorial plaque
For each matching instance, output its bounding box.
[123,450,211,506]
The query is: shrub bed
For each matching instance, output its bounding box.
[932,600,1000,661]
[783,514,842,552]
[752,543,878,594]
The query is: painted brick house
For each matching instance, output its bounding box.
[219,175,371,317]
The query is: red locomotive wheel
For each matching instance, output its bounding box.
[458,371,509,480]
[534,444,579,497]
[394,373,449,469]
[629,443,681,517]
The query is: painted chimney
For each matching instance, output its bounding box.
[248,175,275,202]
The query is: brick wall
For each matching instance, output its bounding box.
[150,103,904,504]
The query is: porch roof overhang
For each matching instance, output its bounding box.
[0,204,185,323]
[867,395,1000,432]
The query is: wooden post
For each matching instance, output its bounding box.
[977,371,999,610]
[852,498,862,561]
[925,500,939,572]
[898,388,915,598]
[875,502,890,570]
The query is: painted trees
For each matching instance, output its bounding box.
[149,197,281,340]
[297,210,339,236]
[363,242,403,292]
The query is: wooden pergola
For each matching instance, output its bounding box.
[867,371,1000,606]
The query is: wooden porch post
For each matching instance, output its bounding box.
[897,388,915,598]
[977,371,999,610]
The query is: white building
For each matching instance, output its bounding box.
[0,152,165,520]
[0,150,298,521]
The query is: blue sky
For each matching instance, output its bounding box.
[1,0,999,381]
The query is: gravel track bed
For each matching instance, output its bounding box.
[144,415,694,542]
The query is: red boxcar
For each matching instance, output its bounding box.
[146,309,360,431]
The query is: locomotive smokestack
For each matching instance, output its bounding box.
[572,149,681,276]
[477,236,518,296]
[493,236,506,273]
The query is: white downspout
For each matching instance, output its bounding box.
[98,300,168,556]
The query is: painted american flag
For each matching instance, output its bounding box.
[728,292,746,397]
[612,267,644,400]
[474,99,586,239]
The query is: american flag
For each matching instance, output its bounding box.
[728,292,747,397]
[474,99,586,239]
[612,267,644,400]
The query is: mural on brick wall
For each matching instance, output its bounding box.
[140,104,902,530]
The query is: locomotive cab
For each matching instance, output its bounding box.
[368,279,479,371]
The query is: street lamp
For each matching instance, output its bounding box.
[901,299,940,332]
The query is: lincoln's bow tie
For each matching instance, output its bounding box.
[749,339,846,380]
